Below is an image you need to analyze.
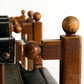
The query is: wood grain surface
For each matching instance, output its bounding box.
[60,35,82,84]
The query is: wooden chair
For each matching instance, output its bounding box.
[13,12,82,84]
[10,10,43,71]
[23,16,81,84]
[0,11,82,84]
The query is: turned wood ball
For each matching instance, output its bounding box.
[62,16,79,35]
[28,11,33,18]
[14,24,22,33]
[26,41,41,59]
[33,12,41,22]
[21,10,25,15]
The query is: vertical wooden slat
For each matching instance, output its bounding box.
[33,22,43,68]
[22,21,43,70]
[22,23,34,71]
[33,22,42,44]
[22,23,33,41]
[60,35,82,84]
[16,40,26,69]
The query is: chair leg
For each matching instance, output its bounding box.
[0,64,5,84]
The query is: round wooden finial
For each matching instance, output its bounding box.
[62,16,79,35]
[2,52,10,60]
[26,41,41,59]
[14,24,22,33]
[33,12,41,22]
[28,11,33,18]
[21,10,25,15]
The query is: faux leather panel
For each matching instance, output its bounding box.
[0,37,15,63]
[5,63,24,84]
[0,22,10,37]
[18,62,58,84]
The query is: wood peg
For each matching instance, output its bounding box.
[28,11,33,18]
[20,10,26,19]
[13,19,22,33]
[21,10,25,15]
[33,12,41,22]
[25,41,41,59]
[62,16,80,35]
[14,24,22,33]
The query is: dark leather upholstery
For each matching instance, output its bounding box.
[0,16,10,37]
[5,62,57,84]
[38,68,57,84]
[5,63,24,84]
[0,16,9,22]
[0,15,57,84]
[0,37,15,63]
[18,62,57,84]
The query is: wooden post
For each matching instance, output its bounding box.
[60,16,82,84]
[16,40,26,69]
[33,12,43,68]
[0,64,5,84]
[22,23,34,71]
[33,21,42,44]
[25,41,41,69]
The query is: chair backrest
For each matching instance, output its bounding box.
[11,10,43,71]
[10,11,82,84]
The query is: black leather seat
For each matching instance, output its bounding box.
[5,62,57,84]
[19,63,57,84]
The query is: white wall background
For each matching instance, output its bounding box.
[0,0,84,84]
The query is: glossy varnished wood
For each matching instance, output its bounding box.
[16,40,23,61]
[26,41,41,59]
[28,59,34,71]
[34,56,43,68]
[33,22,42,44]
[22,23,33,41]
[59,16,82,84]
[27,11,34,23]
[14,10,26,20]
[22,23,34,71]
[42,39,61,60]
[62,16,79,35]
[25,41,41,71]
[16,40,26,69]
[28,12,43,70]
[33,20,43,68]
[60,35,82,84]
[11,11,43,71]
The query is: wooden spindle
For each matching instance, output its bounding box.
[25,41,41,70]
[33,12,43,68]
